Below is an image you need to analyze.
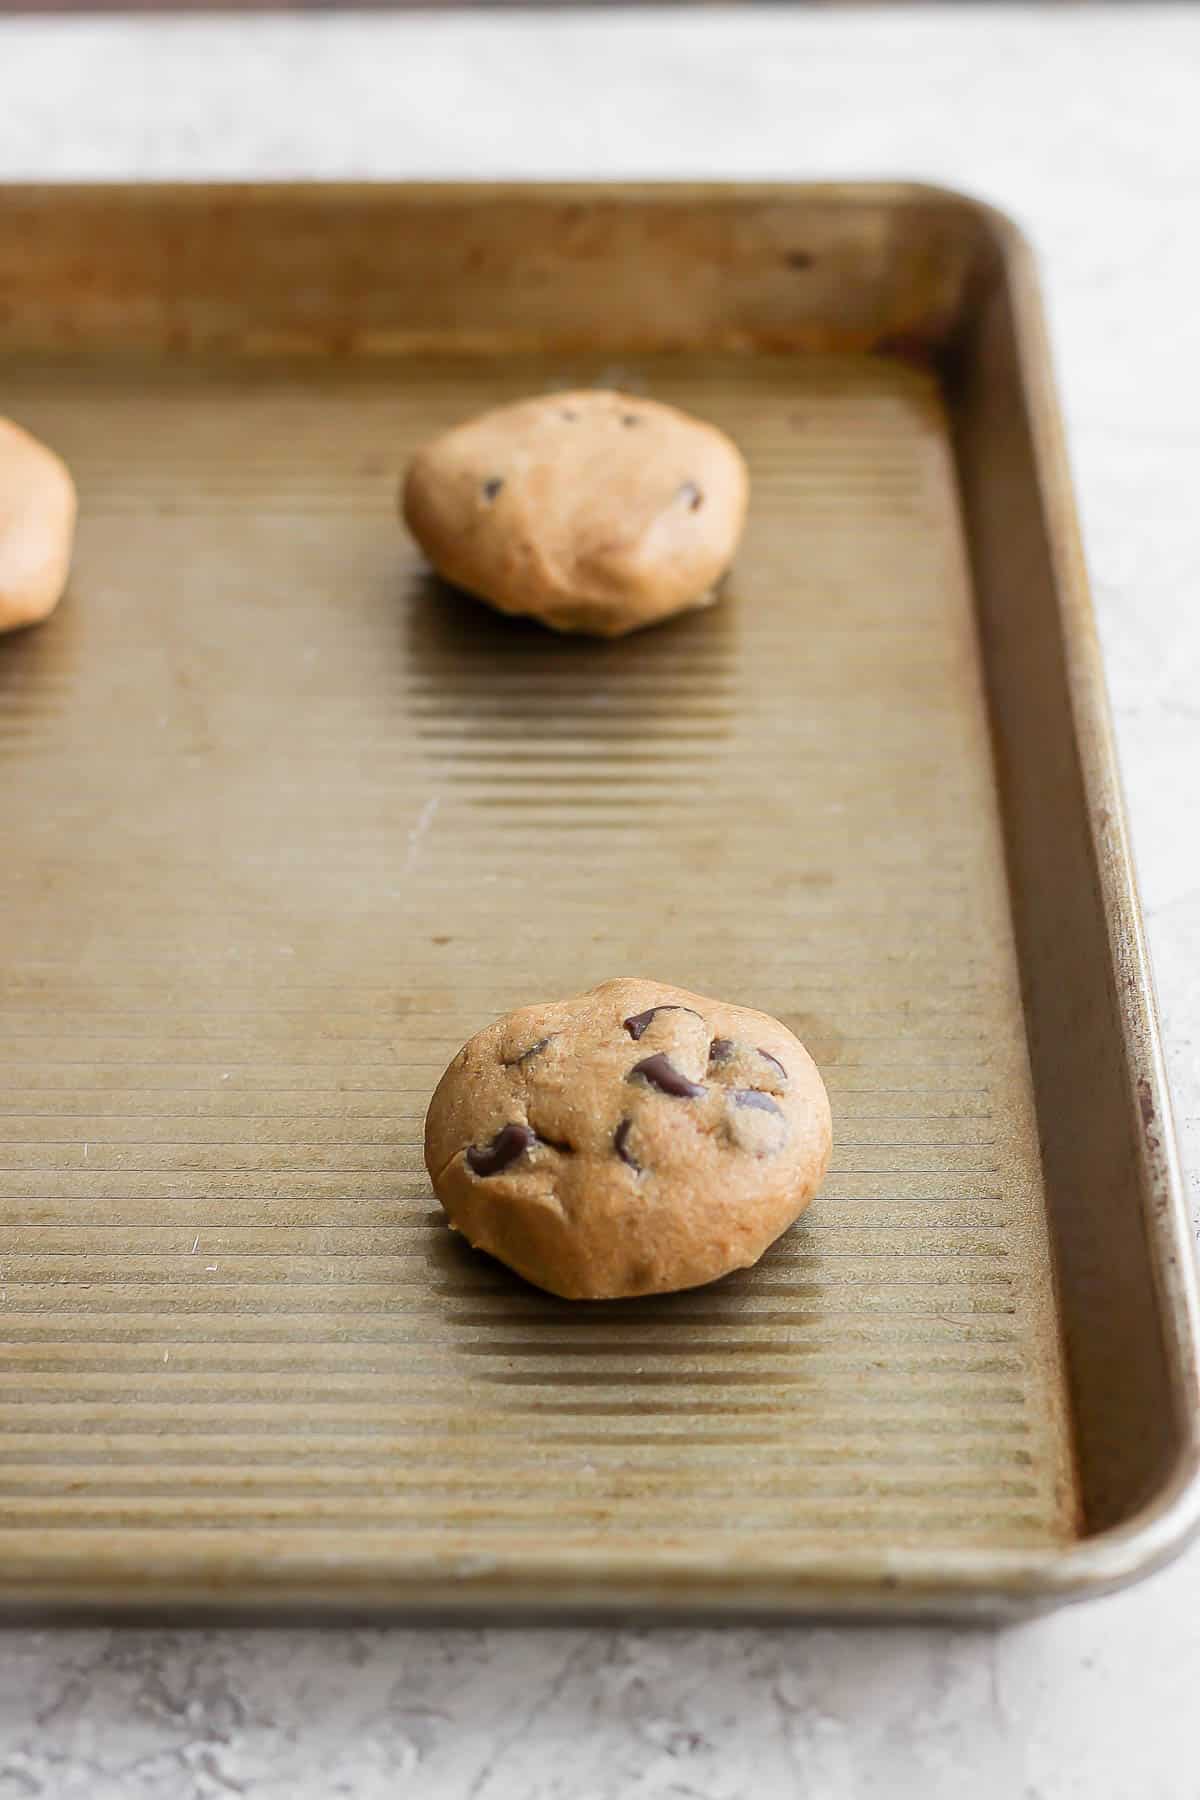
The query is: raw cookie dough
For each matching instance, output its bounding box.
[0,418,77,633]
[402,391,748,637]
[425,978,832,1299]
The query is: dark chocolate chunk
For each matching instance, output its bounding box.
[614,1118,640,1171]
[482,477,504,502]
[629,1054,706,1099]
[708,1038,788,1084]
[466,1123,536,1176]
[503,1035,553,1067]
[679,481,704,512]
[732,1089,782,1116]
[623,1004,703,1042]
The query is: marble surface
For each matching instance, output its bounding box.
[1,6,1198,1795]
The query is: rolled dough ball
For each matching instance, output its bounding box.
[425,978,832,1300]
[402,391,749,637]
[0,419,77,633]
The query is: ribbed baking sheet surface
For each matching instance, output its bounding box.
[0,351,1077,1585]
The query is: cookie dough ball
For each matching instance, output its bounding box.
[0,419,77,633]
[402,391,748,637]
[425,978,831,1299]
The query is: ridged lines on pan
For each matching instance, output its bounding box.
[0,1396,1033,1429]
[48,478,930,512]
[0,1404,1034,1439]
[0,1159,999,1184]
[0,1462,1042,1495]
[0,1375,1036,1404]
[0,1301,1025,1335]
[0,1336,1027,1369]
[0,1439,1036,1471]
[0,1510,1053,1541]
[0,348,1072,1553]
[0,1322,1024,1358]
[0,1051,1007,1080]
[0,1425,1032,1465]
[0,1301,1024,1329]
[0,1426,1045,1465]
[0,960,1000,983]
[0,1398,1037,1435]
[0,1307,1026,1343]
[27,983,992,1003]
[0,1229,1015,1261]
[0,1264,1022,1298]
[0,1047,992,1074]
[0,1300,1026,1331]
[0,1115,994,1144]
[0,1452,1037,1494]
[0,1502,1052,1524]
[0,1105,994,1129]
[0,1092,997,1120]
[0,989,1000,1013]
[0,1346,1036,1368]
[0,1038,996,1064]
[0,1135,1001,1165]
[22,1015,1001,1044]
[0,1010,998,1036]
[0,1174,1030,1207]
[0,1471,1044,1506]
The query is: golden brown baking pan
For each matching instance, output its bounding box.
[1,183,1196,1620]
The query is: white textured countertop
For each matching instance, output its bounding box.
[1,7,1198,1795]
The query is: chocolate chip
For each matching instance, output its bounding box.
[708,1038,788,1085]
[725,1086,788,1158]
[623,1004,703,1042]
[466,1123,536,1176]
[482,477,503,502]
[732,1089,782,1116]
[785,250,815,271]
[621,414,641,427]
[560,408,579,422]
[614,1118,640,1171]
[629,1054,706,1099]
[503,1036,553,1067]
[679,481,703,512]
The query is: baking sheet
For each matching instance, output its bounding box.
[0,185,1195,1618]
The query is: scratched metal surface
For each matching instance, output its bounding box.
[0,342,1082,1609]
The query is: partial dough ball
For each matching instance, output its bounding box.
[403,391,748,637]
[425,978,832,1300]
[0,419,77,633]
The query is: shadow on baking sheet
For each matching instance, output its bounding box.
[402,571,739,770]
[427,1207,832,1383]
